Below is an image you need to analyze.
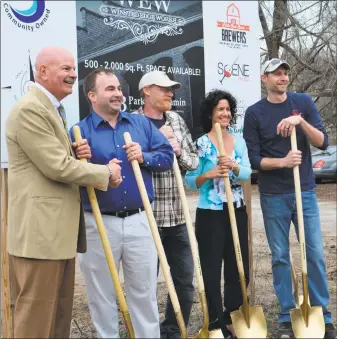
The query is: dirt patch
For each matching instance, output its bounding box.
[70,231,337,338]
[315,183,337,201]
[251,182,337,201]
[68,183,336,337]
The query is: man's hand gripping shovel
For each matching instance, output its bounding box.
[73,126,135,338]
[289,127,325,338]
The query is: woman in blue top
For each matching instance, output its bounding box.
[185,90,252,338]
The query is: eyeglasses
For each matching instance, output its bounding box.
[145,85,175,93]
[156,86,175,93]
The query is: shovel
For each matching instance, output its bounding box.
[73,126,135,338]
[289,128,325,338]
[290,247,312,308]
[172,155,225,339]
[290,249,301,308]
[215,123,267,338]
[123,132,188,338]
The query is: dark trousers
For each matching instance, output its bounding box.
[195,205,249,334]
[158,224,194,339]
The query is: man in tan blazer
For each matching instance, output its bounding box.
[5,46,122,338]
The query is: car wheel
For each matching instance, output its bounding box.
[316,178,322,184]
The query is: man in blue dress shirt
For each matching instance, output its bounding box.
[70,67,174,338]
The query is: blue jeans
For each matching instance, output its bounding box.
[260,190,332,324]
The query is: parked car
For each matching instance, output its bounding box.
[311,145,337,183]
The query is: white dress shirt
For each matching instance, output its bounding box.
[34,82,63,123]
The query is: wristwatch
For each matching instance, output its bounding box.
[106,165,112,179]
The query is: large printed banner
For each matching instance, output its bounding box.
[203,1,261,135]
[76,0,204,137]
[1,0,79,168]
[1,0,260,168]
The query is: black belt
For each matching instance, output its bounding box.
[103,207,144,218]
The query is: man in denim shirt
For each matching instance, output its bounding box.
[243,59,336,338]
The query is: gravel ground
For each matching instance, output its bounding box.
[315,183,337,201]
[70,231,337,339]
[2,183,335,338]
[69,183,336,338]
[251,182,336,201]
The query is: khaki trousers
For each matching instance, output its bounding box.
[79,211,160,338]
[9,255,75,338]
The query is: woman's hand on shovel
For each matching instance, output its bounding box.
[206,164,229,179]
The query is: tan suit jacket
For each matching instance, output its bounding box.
[5,86,110,260]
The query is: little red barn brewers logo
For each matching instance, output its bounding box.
[217,3,250,49]
[291,110,302,116]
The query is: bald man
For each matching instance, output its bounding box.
[6,46,122,338]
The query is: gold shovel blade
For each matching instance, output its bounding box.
[295,295,308,309]
[190,328,223,339]
[208,329,224,338]
[192,327,227,338]
[195,327,210,338]
[231,305,267,338]
[290,306,325,338]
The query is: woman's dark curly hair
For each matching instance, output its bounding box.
[200,90,237,133]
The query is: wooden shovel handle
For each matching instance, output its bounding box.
[290,249,300,307]
[172,156,205,292]
[291,128,310,310]
[1,169,13,338]
[215,123,248,304]
[123,132,187,339]
[290,128,307,274]
[172,156,209,326]
[73,126,135,338]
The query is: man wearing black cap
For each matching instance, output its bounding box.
[243,58,336,338]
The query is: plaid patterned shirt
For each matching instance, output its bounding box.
[134,110,199,227]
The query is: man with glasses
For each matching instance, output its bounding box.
[135,71,199,338]
[243,58,336,338]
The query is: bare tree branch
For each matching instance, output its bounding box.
[299,73,326,93]
[259,0,337,129]
[258,2,271,57]
[291,1,320,16]
[279,41,323,73]
[306,91,335,97]
[283,5,335,46]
